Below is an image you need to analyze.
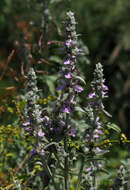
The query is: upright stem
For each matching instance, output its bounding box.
[42,158,57,190]
[64,136,68,190]
[93,165,97,190]
[76,156,85,190]
[64,115,69,190]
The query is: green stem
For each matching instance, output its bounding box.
[42,158,57,190]
[93,162,97,190]
[64,135,68,190]
[64,115,69,190]
[76,156,85,190]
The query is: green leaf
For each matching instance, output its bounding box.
[106,122,121,133]
[103,109,112,117]
[97,168,109,175]
[44,142,58,150]
[73,76,86,85]
[75,106,86,113]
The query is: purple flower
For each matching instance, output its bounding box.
[61,106,71,114]
[103,84,108,91]
[96,117,99,122]
[72,55,76,59]
[98,163,103,168]
[65,39,72,47]
[24,127,32,131]
[56,79,66,91]
[40,149,45,156]
[95,129,102,134]
[74,85,83,93]
[64,59,70,65]
[89,101,94,106]
[100,103,104,109]
[70,95,75,104]
[97,121,102,126]
[103,91,107,95]
[43,116,50,126]
[93,134,99,139]
[38,111,42,116]
[29,149,36,156]
[40,117,45,122]
[95,147,103,153]
[71,129,76,137]
[75,47,83,54]
[45,120,50,126]
[85,134,90,142]
[88,92,95,99]
[85,138,89,142]
[38,129,44,137]
[61,79,66,84]
[64,73,72,79]
[57,145,63,150]
[86,167,92,172]
[56,85,63,91]
[23,121,30,126]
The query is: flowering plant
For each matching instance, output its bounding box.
[14,11,128,190]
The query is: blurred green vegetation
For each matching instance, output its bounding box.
[0,0,130,188]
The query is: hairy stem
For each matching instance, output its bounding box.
[93,163,97,190]
[76,156,85,190]
[44,160,57,190]
[64,115,69,190]
[64,136,68,190]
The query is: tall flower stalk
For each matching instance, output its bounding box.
[42,11,84,190]
[23,67,45,156]
[60,11,83,190]
[81,62,109,189]
[56,11,83,110]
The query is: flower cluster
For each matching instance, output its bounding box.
[81,63,110,187]
[56,11,83,115]
[88,62,108,110]
[23,67,45,154]
[42,11,84,141]
[111,165,127,190]
[85,63,109,145]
